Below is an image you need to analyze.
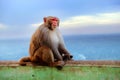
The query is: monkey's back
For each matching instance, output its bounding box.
[29,25,44,56]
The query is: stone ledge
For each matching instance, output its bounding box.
[0,60,120,67]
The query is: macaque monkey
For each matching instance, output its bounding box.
[19,16,73,68]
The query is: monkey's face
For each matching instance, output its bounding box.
[44,16,59,30]
[50,18,59,30]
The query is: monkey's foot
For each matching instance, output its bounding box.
[56,61,65,70]
[56,66,63,70]
[56,61,65,66]
[19,62,27,66]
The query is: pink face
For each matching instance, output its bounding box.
[51,18,58,27]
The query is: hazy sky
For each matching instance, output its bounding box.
[0,0,120,39]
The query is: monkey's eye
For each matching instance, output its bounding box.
[51,18,58,21]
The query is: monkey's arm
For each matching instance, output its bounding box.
[57,30,73,60]
[58,44,73,60]
[48,40,63,61]
[58,44,70,55]
[52,47,63,61]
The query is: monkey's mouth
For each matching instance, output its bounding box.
[52,24,57,27]
[48,26,56,30]
[53,26,57,28]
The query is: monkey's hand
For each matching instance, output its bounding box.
[62,54,73,61]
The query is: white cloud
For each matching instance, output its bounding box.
[0,23,7,30]
[30,22,42,28]
[29,12,120,35]
[30,12,120,30]
[60,12,120,29]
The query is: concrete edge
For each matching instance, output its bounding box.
[0,60,120,67]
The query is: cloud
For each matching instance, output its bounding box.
[60,12,120,29]
[30,12,120,29]
[0,23,7,30]
[30,22,42,29]
[28,12,120,35]
[0,23,33,39]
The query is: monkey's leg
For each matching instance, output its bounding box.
[30,46,53,66]
[30,46,65,68]
[41,46,65,67]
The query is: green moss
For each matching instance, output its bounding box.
[0,66,120,80]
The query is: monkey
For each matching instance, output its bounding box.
[19,16,73,68]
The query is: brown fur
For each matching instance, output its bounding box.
[19,16,73,68]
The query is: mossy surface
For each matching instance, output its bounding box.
[0,66,120,80]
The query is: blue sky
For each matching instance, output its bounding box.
[0,0,120,39]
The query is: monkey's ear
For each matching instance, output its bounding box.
[43,17,46,23]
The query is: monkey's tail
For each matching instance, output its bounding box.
[19,57,31,66]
